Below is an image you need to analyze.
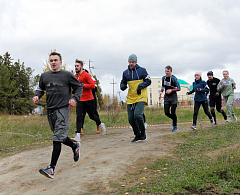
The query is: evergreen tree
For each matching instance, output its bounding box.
[0,53,18,112]
[0,52,37,114]
[12,61,36,114]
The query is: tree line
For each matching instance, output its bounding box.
[0,52,39,114]
[0,52,105,115]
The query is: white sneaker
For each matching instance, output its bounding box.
[191,125,196,130]
[233,116,237,123]
[100,123,106,135]
[71,135,81,142]
[210,117,215,126]
[144,122,148,129]
[226,117,231,122]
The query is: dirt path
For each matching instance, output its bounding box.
[0,122,218,195]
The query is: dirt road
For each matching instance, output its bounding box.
[0,123,213,195]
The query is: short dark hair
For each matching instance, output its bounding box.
[75,59,84,66]
[207,71,213,76]
[165,65,172,72]
[49,52,62,61]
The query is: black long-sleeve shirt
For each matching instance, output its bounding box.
[207,77,221,97]
[35,70,83,110]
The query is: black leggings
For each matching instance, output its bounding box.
[76,100,101,133]
[81,108,100,129]
[143,113,146,123]
[50,137,76,168]
[193,101,212,125]
[164,104,177,126]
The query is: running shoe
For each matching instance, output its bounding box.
[233,116,237,123]
[191,125,196,130]
[210,117,215,126]
[71,135,80,142]
[172,126,178,132]
[100,123,106,135]
[39,166,54,179]
[140,134,147,141]
[131,136,141,143]
[226,117,232,122]
[97,126,101,134]
[73,142,81,162]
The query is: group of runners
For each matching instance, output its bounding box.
[33,52,237,179]
[121,54,237,141]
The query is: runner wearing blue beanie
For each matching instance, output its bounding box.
[120,54,151,143]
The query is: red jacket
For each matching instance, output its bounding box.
[75,71,95,101]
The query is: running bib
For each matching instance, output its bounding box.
[224,81,231,85]
[164,80,171,86]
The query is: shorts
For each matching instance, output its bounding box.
[47,106,70,142]
[164,93,178,105]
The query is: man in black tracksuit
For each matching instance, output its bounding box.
[207,71,227,124]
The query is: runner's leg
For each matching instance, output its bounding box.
[127,104,141,137]
[76,101,85,133]
[134,102,145,137]
[193,101,201,125]
[216,96,227,120]
[171,104,177,126]
[202,101,213,120]
[85,100,101,126]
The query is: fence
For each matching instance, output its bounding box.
[149,95,240,108]
[152,95,194,108]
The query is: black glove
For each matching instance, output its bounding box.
[137,86,143,95]
[121,85,127,91]
[214,92,219,97]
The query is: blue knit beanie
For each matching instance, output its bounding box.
[128,54,137,63]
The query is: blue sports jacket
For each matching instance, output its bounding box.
[188,79,209,102]
[120,64,151,104]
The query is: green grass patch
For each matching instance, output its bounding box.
[113,122,240,194]
[0,107,239,158]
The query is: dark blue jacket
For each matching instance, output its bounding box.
[120,64,151,90]
[188,79,209,102]
[120,64,151,104]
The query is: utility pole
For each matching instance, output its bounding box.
[117,91,121,101]
[88,59,94,77]
[117,91,122,108]
[110,78,117,100]
[88,59,101,109]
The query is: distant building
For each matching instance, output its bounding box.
[147,78,193,107]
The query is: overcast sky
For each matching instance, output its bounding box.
[1,0,240,101]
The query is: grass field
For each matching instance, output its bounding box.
[102,110,240,194]
[0,106,239,157]
[110,121,240,195]
[1,107,240,194]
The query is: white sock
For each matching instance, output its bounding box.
[77,133,80,138]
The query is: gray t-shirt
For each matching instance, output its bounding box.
[35,70,83,110]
